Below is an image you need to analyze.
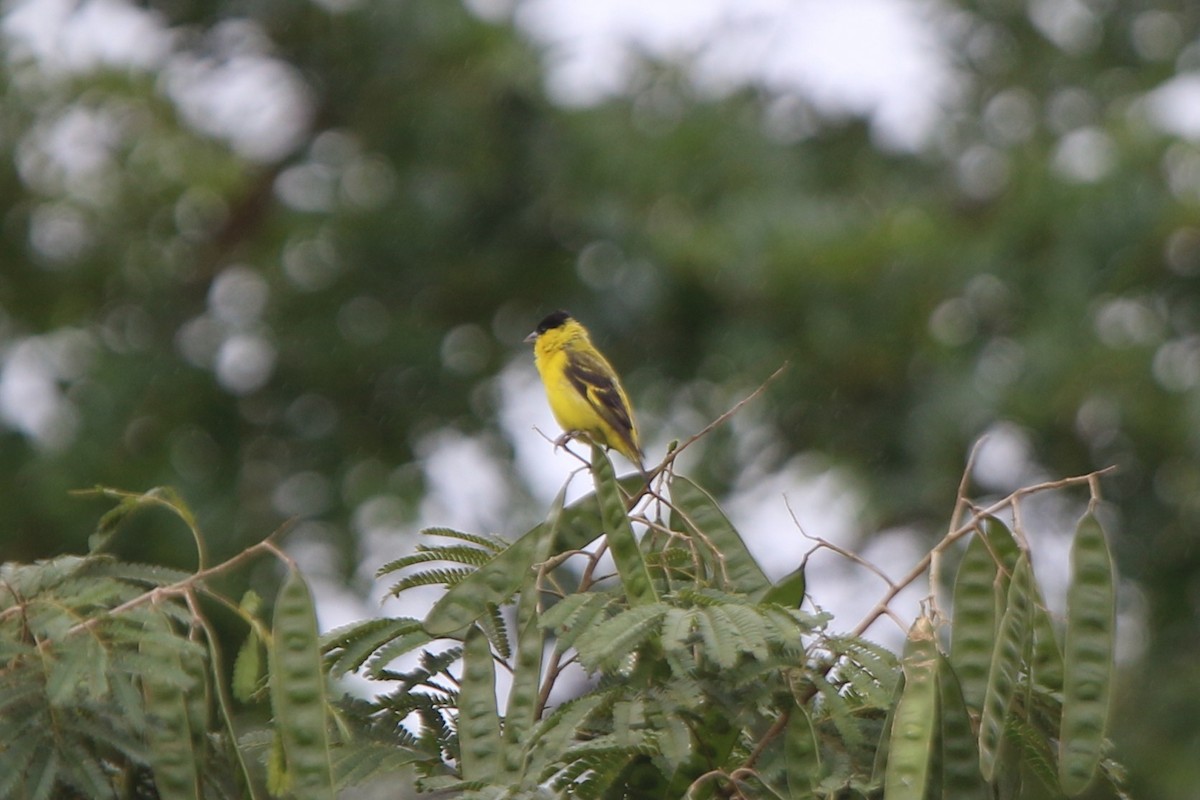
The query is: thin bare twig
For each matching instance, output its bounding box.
[1010,495,1034,551]
[948,435,987,534]
[930,436,988,619]
[51,520,295,642]
[535,540,610,716]
[656,498,732,587]
[784,496,897,592]
[743,706,793,771]
[850,465,1116,637]
[644,363,789,485]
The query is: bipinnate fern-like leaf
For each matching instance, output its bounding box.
[321,616,423,676]
[387,567,474,597]
[565,591,822,678]
[574,604,669,672]
[541,592,617,654]
[0,554,212,797]
[377,544,497,576]
[423,481,633,637]
[829,636,901,707]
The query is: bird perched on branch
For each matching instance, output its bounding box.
[524,310,644,470]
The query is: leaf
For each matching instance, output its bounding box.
[1030,602,1064,694]
[502,489,561,775]
[387,567,474,596]
[575,604,669,672]
[477,601,512,661]
[785,704,821,796]
[1007,716,1064,798]
[695,606,738,669]
[718,603,770,661]
[419,527,508,551]
[23,748,57,800]
[526,692,615,778]
[363,627,438,678]
[142,618,203,800]
[830,636,901,707]
[762,565,806,607]
[233,629,264,702]
[1059,512,1115,796]
[377,544,494,576]
[812,672,863,750]
[983,516,1022,588]
[83,486,205,567]
[321,617,424,677]
[669,475,770,596]
[541,592,611,636]
[46,634,109,707]
[422,476,638,637]
[660,607,700,675]
[332,740,430,787]
[76,558,193,587]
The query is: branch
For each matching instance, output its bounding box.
[646,363,788,483]
[930,437,987,621]
[785,495,896,592]
[743,706,791,770]
[623,363,788,515]
[850,465,1115,637]
[54,520,295,642]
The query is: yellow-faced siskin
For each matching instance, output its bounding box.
[524,310,643,469]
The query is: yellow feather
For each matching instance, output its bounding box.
[526,312,643,468]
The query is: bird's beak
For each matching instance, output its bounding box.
[523,331,537,344]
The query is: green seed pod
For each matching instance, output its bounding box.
[1059,512,1115,796]
[979,553,1032,781]
[885,615,939,800]
[269,570,334,800]
[593,445,658,606]
[458,624,503,782]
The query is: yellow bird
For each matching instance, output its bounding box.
[524,310,644,469]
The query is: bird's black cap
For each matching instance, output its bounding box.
[536,310,572,334]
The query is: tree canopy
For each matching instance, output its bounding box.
[1,0,1197,795]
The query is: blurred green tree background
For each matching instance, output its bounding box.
[1,0,1196,794]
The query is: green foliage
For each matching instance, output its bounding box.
[0,490,226,799]
[0,450,1127,798]
[323,450,1128,799]
[0,488,341,799]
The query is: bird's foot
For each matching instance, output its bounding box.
[553,431,582,453]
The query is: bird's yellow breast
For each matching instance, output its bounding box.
[534,337,598,434]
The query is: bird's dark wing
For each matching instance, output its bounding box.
[564,350,640,458]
